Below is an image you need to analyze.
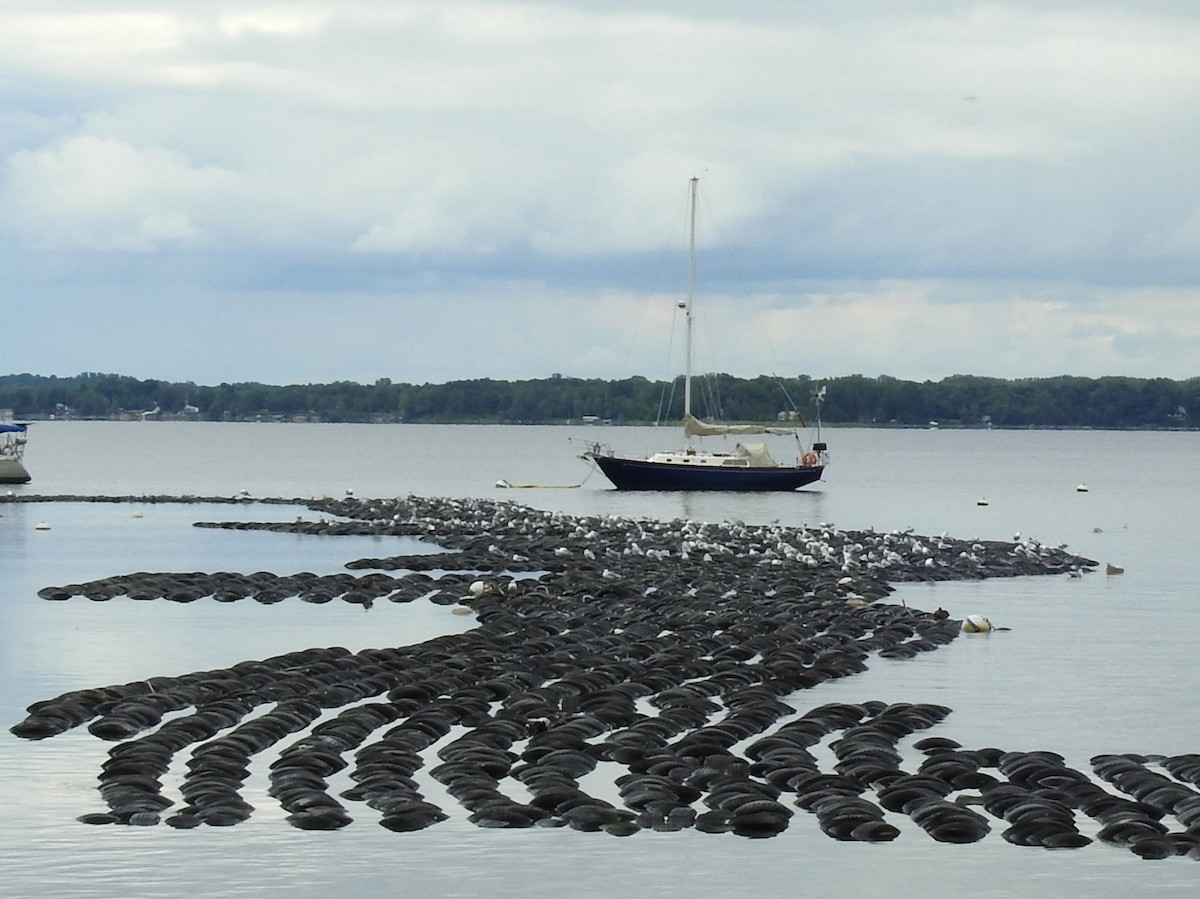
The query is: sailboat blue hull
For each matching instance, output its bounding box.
[592,454,823,491]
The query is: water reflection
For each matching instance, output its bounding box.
[3,426,1200,898]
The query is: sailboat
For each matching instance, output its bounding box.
[0,422,31,484]
[583,177,828,491]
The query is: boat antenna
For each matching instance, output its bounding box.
[814,384,826,443]
[684,176,698,441]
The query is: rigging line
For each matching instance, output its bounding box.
[684,182,722,423]
[691,182,727,423]
[653,182,697,426]
[617,181,695,427]
[656,298,684,426]
[699,184,804,415]
[602,183,691,422]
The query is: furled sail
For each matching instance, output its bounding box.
[683,413,795,438]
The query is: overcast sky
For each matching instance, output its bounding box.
[2,1,1199,387]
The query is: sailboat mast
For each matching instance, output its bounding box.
[684,176,697,424]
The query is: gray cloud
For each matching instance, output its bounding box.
[1,1,1198,384]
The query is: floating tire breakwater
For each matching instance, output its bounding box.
[10,494,1200,859]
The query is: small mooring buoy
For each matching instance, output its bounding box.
[962,614,994,633]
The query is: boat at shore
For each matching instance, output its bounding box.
[1,422,31,484]
[583,177,828,492]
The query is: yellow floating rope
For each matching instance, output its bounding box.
[496,482,582,489]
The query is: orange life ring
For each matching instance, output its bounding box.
[801,451,818,467]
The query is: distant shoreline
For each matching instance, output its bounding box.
[5,372,1196,430]
[11,417,1196,432]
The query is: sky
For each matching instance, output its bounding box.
[2,0,1199,388]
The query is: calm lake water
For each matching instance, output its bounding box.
[2,421,1198,898]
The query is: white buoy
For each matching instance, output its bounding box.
[451,605,474,616]
[468,580,492,597]
[962,614,993,633]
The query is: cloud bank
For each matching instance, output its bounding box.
[2,1,1198,385]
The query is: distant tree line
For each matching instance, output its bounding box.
[0,371,1195,429]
